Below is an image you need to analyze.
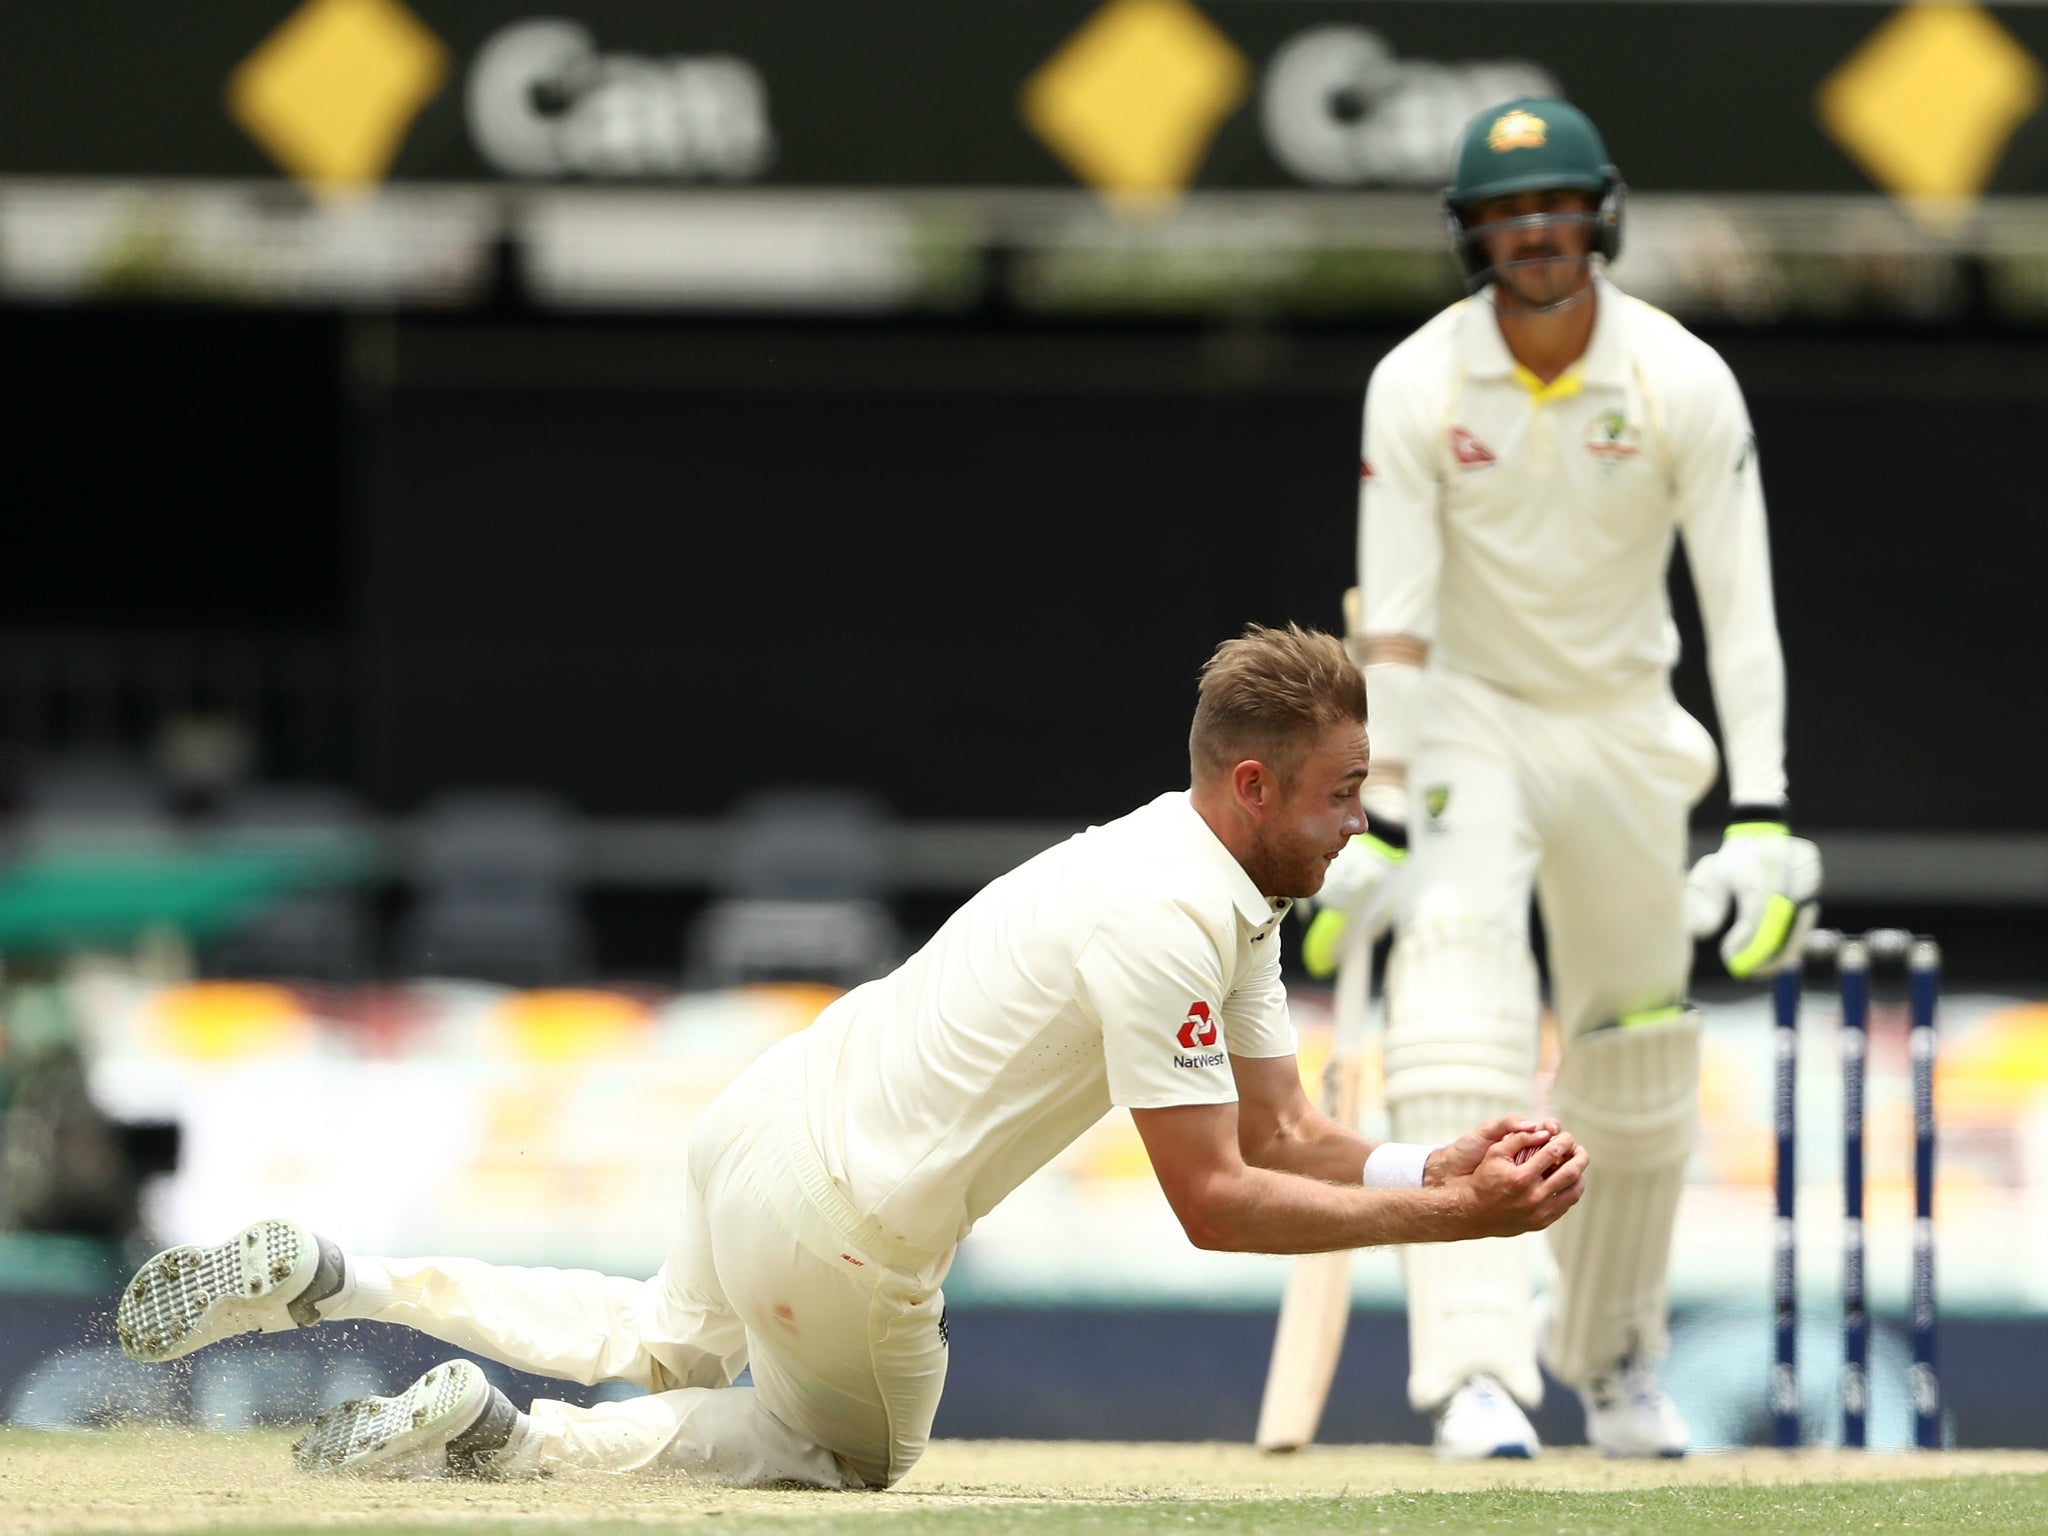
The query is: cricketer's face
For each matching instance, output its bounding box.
[1245,720,1371,899]
[1471,188,1599,310]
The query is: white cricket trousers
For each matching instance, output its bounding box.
[1388,667,1719,1409]
[1405,668,1719,1034]
[330,1035,951,1487]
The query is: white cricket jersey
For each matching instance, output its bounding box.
[1359,277,1787,806]
[796,791,1296,1256]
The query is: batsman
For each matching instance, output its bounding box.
[1303,98,1821,1458]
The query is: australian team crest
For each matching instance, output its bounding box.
[1583,408,1642,469]
[1487,110,1547,153]
[1424,784,1451,827]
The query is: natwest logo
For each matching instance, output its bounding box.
[1177,1000,1219,1050]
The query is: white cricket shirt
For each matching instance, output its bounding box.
[1359,277,1787,806]
[797,791,1296,1256]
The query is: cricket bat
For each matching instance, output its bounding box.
[1254,897,1377,1452]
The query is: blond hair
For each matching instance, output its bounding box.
[1189,623,1367,783]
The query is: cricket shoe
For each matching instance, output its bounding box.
[294,1359,529,1479]
[116,1218,344,1363]
[1432,1373,1540,1460]
[1577,1356,1689,1458]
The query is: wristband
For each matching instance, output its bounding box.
[1362,1142,1439,1190]
[1727,801,1791,832]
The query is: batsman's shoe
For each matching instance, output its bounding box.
[295,1359,527,1479]
[116,1218,344,1363]
[1578,1356,1689,1458]
[1432,1373,1540,1460]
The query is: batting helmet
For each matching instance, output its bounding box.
[1442,97,1625,285]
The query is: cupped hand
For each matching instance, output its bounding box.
[1425,1115,1562,1186]
[1448,1127,1588,1237]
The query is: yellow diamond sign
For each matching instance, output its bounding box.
[227,0,449,199]
[1021,0,1250,214]
[1818,0,2044,228]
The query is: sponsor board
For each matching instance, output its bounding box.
[3,1,2047,208]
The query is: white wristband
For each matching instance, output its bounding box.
[1362,1141,1439,1190]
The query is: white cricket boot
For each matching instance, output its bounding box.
[294,1359,532,1479]
[116,1218,345,1363]
[1577,1356,1690,1458]
[1432,1373,1540,1460]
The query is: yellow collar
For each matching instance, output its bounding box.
[1512,363,1583,403]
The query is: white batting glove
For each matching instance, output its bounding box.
[1684,810,1822,980]
[1300,786,1407,978]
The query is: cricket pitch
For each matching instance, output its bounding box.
[6,1429,2046,1534]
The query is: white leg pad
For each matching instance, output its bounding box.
[1383,917,1544,1410]
[1542,1011,1702,1388]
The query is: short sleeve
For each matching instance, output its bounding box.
[1220,929,1295,1059]
[1076,903,1238,1110]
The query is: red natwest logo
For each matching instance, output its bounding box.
[1359,457,1374,481]
[1177,1000,1218,1050]
[1449,427,1496,468]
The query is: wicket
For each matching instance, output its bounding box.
[1769,927,1940,1450]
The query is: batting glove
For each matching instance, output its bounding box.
[1300,789,1407,979]
[1683,808,1822,980]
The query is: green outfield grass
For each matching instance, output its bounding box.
[103,1478,2048,1536]
[6,1429,2046,1536]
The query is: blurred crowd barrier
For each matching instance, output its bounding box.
[5,971,2036,1317]
[70,977,835,1274]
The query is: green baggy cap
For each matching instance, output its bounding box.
[1447,97,1612,208]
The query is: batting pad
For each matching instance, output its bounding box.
[1382,916,1541,1107]
[1540,1009,1702,1388]
[1383,917,1545,1410]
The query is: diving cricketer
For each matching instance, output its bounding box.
[116,624,1588,1488]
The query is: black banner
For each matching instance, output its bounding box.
[6,2,2048,197]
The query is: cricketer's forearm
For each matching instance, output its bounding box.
[1238,1103,1376,1186]
[1172,1161,1475,1255]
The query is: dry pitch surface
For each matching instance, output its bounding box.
[4,1431,2046,1535]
